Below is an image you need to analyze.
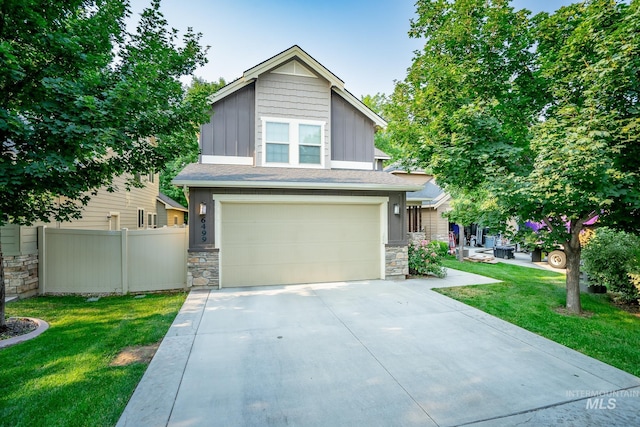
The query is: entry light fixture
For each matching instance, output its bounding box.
[199,202,207,216]
[393,203,400,215]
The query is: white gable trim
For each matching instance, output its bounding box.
[201,155,254,166]
[271,60,317,78]
[244,46,343,88]
[331,160,374,170]
[207,45,386,129]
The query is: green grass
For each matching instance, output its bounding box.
[439,259,640,377]
[0,292,186,427]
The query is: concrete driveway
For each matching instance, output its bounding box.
[118,269,640,426]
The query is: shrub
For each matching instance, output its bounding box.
[408,240,447,278]
[582,227,640,304]
[431,240,450,257]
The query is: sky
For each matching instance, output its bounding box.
[128,0,577,99]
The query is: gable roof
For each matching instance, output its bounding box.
[386,163,451,208]
[374,148,391,160]
[173,164,422,192]
[406,180,451,208]
[156,193,188,212]
[208,45,387,128]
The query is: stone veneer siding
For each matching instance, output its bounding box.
[407,232,427,245]
[3,254,39,298]
[187,249,220,289]
[187,246,408,287]
[385,244,408,280]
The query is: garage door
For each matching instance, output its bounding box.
[220,202,382,287]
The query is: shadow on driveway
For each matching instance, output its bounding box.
[118,272,640,427]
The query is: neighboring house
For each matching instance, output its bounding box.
[374,148,391,171]
[55,172,161,230]
[1,171,161,298]
[387,166,452,242]
[174,45,421,289]
[157,193,188,227]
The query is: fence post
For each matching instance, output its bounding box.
[38,226,46,295]
[121,228,128,295]
[183,226,189,290]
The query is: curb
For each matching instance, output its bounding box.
[0,318,50,349]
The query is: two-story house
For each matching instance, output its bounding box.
[174,46,421,289]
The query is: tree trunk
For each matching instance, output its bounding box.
[457,223,465,262]
[0,244,6,331]
[564,231,582,314]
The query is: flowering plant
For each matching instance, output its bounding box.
[408,240,447,278]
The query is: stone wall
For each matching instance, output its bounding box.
[187,249,219,289]
[407,232,427,245]
[385,245,408,280]
[3,254,39,298]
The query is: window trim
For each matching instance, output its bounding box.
[261,117,325,168]
[137,208,145,229]
[147,212,157,229]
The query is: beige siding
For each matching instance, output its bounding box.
[421,201,451,242]
[157,205,186,228]
[397,173,431,186]
[255,71,331,166]
[56,173,159,230]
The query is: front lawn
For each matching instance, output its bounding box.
[0,292,186,427]
[439,259,640,377]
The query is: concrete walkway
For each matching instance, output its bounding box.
[467,246,566,273]
[118,269,640,426]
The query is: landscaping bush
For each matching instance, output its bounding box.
[408,240,447,278]
[582,227,640,304]
[431,240,450,257]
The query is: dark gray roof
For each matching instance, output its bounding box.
[173,164,422,192]
[157,193,187,211]
[407,180,450,207]
[374,148,391,160]
[408,180,444,200]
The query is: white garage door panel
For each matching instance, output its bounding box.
[221,202,381,287]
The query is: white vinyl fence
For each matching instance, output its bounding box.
[38,226,188,294]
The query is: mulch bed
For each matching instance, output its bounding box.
[0,317,38,340]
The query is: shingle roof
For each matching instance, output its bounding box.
[173,164,422,192]
[208,45,387,128]
[406,180,450,208]
[374,148,391,160]
[157,193,187,211]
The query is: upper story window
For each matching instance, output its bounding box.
[263,117,324,167]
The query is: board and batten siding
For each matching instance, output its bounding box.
[331,92,375,163]
[56,174,159,230]
[255,71,331,167]
[201,83,255,158]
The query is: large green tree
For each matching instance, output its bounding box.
[390,0,640,313]
[361,92,404,164]
[0,0,208,329]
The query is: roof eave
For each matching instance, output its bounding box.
[172,179,422,192]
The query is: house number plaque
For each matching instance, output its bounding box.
[201,217,207,242]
